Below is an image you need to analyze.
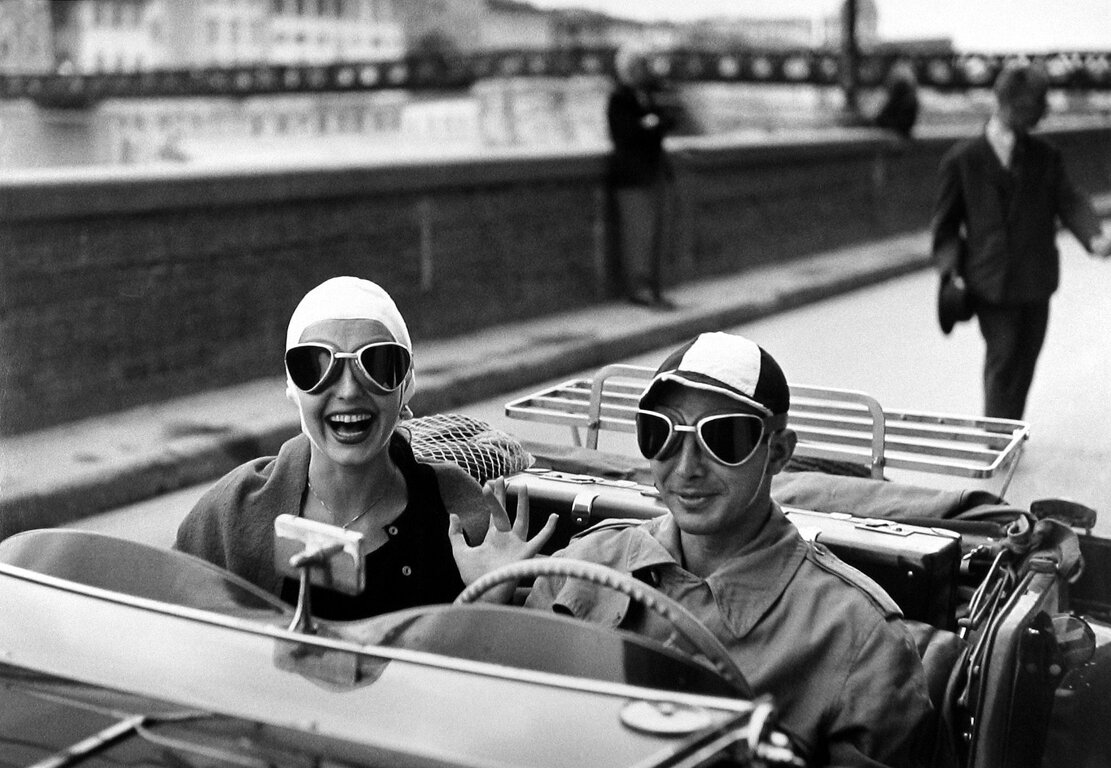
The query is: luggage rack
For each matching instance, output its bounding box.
[505,364,1030,496]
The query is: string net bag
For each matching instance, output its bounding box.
[404,413,534,485]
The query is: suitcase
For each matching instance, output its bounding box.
[505,468,962,629]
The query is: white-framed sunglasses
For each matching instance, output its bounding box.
[285,341,411,395]
[635,409,770,466]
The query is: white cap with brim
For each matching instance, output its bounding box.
[640,332,790,427]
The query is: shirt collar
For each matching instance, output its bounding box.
[986,115,1016,168]
[629,505,808,639]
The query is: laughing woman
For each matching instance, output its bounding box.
[175,276,555,619]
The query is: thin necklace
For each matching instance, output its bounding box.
[307,480,391,530]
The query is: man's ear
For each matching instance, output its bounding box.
[767,428,796,476]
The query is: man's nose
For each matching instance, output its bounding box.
[672,431,707,475]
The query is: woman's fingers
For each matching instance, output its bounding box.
[490,476,507,507]
[510,484,530,535]
[447,513,467,554]
[482,478,512,532]
[523,513,560,558]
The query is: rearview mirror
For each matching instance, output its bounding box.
[274,514,368,635]
[274,514,367,595]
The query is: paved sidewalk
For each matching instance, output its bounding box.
[2,230,934,536]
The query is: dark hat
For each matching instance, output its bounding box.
[937,274,974,335]
[639,332,790,422]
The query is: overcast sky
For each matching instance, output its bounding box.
[529,1,1111,53]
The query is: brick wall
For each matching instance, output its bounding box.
[2,124,1109,435]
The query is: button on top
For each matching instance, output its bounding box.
[401,565,412,576]
[387,525,399,536]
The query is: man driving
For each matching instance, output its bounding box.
[524,332,933,767]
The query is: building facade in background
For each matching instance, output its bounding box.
[0,0,51,73]
[4,0,1043,171]
[45,0,404,72]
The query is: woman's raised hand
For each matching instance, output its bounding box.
[447,478,559,596]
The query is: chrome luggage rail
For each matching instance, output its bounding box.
[505,364,1029,495]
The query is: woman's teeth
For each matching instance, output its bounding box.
[328,413,372,434]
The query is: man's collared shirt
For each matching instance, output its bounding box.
[526,505,933,768]
[986,114,1017,169]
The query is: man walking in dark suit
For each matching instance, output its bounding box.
[931,61,1110,420]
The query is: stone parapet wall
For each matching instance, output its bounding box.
[2,123,1109,434]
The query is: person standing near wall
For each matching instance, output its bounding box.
[607,44,678,309]
[873,59,919,139]
[931,61,1111,420]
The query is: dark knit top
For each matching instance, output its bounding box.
[278,435,466,619]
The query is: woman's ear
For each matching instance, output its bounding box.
[767,428,797,476]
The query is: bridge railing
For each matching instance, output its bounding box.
[3,48,1111,107]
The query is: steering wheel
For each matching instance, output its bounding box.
[457,558,753,698]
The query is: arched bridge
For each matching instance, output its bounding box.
[3,47,1110,108]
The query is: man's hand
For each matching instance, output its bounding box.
[448,478,559,602]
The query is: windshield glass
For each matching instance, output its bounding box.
[0,529,290,618]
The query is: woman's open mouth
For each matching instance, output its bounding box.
[326,412,374,443]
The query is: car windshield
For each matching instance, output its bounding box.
[0,529,760,768]
[0,529,290,618]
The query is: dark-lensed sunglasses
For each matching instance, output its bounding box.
[285,342,411,395]
[635,409,769,466]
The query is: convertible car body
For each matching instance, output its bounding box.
[0,527,795,768]
[1,366,1108,767]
